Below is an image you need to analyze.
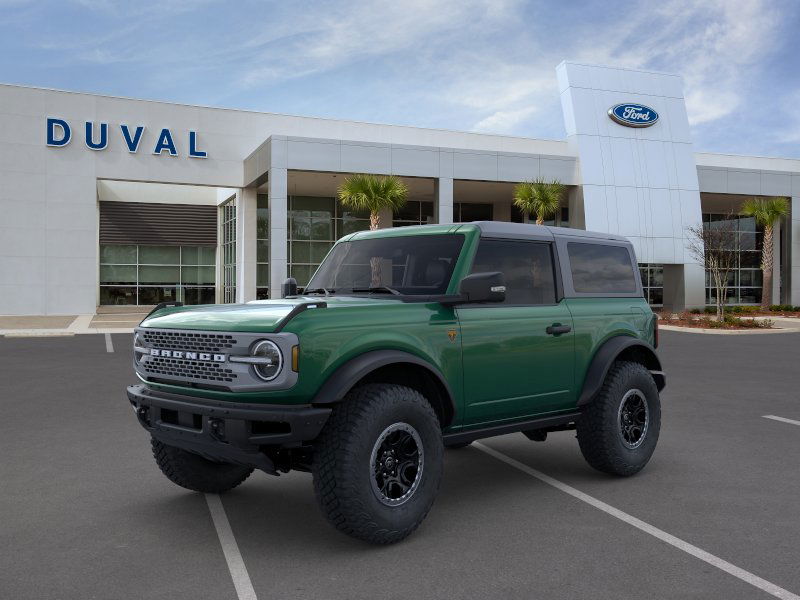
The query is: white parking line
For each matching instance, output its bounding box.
[474,442,800,600]
[104,333,114,353]
[763,415,800,427]
[205,493,258,600]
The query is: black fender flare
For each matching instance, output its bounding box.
[311,349,457,425]
[578,336,665,406]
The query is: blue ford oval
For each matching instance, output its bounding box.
[608,103,659,127]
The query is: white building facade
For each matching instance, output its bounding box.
[1,61,799,316]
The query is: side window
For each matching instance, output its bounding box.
[567,243,637,293]
[470,239,556,305]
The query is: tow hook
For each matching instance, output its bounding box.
[209,418,226,441]
[135,406,150,427]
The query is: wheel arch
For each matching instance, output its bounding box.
[312,350,456,428]
[578,336,665,406]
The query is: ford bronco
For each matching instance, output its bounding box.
[128,222,664,544]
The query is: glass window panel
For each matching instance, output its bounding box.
[99,286,137,305]
[256,288,270,300]
[257,240,269,263]
[395,201,421,222]
[257,209,269,238]
[100,245,137,264]
[339,217,369,236]
[310,242,333,263]
[291,264,312,286]
[199,247,215,265]
[182,266,215,285]
[738,232,756,251]
[470,240,556,305]
[183,287,216,305]
[100,265,137,284]
[311,217,333,241]
[138,287,178,304]
[295,196,335,212]
[639,268,648,287]
[291,241,311,263]
[740,252,760,268]
[291,215,311,240]
[139,245,180,264]
[649,287,663,305]
[139,265,180,285]
[257,264,269,287]
[181,246,200,265]
[739,288,762,304]
[421,201,434,219]
[458,203,493,222]
[567,243,637,294]
[651,266,664,287]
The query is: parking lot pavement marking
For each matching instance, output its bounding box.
[205,493,258,600]
[763,415,800,427]
[104,333,114,353]
[474,442,800,600]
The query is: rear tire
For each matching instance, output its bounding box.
[151,438,253,493]
[576,361,661,476]
[312,383,443,544]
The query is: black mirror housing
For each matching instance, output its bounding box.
[281,277,298,298]
[457,272,506,304]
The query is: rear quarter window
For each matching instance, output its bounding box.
[567,242,638,294]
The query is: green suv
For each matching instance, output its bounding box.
[128,222,664,544]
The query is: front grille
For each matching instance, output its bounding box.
[141,330,237,353]
[144,356,238,383]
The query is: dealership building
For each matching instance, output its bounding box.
[1,61,799,316]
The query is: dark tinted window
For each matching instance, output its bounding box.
[470,240,556,305]
[307,234,464,295]
[567,243,637,293]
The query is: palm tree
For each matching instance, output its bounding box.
[740,196,789,308]
[337,173,408,230]
[337,174,408,287]
[513,178,565,225]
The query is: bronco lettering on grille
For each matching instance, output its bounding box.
[149,349,226,362]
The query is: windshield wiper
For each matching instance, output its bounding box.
[349,286,401,295]
[303,287,334,296]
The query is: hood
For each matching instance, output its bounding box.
[139,295,400,332]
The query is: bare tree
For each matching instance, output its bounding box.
[686,215,737,321]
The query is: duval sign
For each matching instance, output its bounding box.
[608,103,659,128]
[45,117,207,157]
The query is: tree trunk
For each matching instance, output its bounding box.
[536,215,544,225]
[370,211,380,231]
[369,210,381,286]
[761,223,774,309]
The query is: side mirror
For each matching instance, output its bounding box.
[458,272,506,304]
[281,277,298,298]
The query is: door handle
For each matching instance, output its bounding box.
[546,323,571,336]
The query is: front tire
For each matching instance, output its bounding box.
[312,383,444,544]
[151,438,253,493]
[576,361,661,476]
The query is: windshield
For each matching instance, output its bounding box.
[306,234,465,295]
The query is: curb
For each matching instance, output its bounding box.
[659,324,800,335]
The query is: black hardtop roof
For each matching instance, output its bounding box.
[466,221,630,243]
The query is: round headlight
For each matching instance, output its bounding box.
[252,340,282,381]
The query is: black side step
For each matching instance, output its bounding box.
[442,411,582,446]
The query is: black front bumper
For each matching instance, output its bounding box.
[127,384,331,474]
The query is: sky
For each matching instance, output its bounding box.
[1,0,799,157]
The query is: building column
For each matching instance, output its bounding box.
[235,188,257,303]
[268,168,288,299]
[791,196,800,305]
[435,177,453,224]
[378,207,394,228]
[663,263,705,312]
[772,219,781,304]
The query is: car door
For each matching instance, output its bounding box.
[457,238,575,426]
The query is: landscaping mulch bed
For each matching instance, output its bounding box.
[658,313,774,330]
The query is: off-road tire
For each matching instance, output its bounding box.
[151,438,253,493]
[576,361,661,476]
[312,383,444,544]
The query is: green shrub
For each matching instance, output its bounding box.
[703,306,715,314]
[770,304,796,312]
[689,308,701,314]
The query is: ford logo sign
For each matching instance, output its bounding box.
[608,103,659,128]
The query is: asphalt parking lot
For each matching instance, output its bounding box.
[1,331,799,600]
